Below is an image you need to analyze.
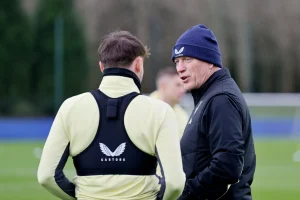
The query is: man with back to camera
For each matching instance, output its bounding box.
[172,24,256,200]
[149,66,189,138]
[37,30,185,200]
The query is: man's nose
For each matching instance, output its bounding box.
[176,62,185,73]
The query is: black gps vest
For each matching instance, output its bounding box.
[73,89,157,176]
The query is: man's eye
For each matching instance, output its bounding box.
[185,57,191,61]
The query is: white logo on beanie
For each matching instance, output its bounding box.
[175,47,184,54]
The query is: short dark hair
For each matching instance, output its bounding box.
[98,30,150,68]
[156,66,178,80]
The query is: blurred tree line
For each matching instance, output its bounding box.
[1,0,300,116]
[75,0,300,93]
[0,0,88,116]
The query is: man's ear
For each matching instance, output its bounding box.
[99,61,105,72]
[134,57,143,72]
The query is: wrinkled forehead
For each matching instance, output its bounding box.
[174,56,188,61]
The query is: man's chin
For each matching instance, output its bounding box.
[184,84,193,92]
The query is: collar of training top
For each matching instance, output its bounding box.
[102,68,141,90]
[191,68,231,106]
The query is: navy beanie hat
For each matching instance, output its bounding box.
[172,24,222,68]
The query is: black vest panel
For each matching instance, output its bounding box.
[181,80,225,178]
[181,77,248,178]
[180,70,255,199]
[73,90,157,176]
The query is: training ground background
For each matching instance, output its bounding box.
[1,106,300,200]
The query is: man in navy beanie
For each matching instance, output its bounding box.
[172,24,256,200]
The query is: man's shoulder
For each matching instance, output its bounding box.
[205,94,244,116]
[125,95,176,132]
[209,94,232,104]
[60,92,94,111]
[135,94,172,110]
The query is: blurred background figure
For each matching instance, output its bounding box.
[150,66,188,137]
[149,66,188,181]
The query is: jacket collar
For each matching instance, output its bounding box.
[102,68,141,90]
[191,68,231,105]
[99,68,141,97]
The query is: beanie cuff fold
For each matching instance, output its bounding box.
[172,44,222,68]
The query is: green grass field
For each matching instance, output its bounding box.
[1,139,300,200]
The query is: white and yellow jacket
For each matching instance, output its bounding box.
[38,68,185,200]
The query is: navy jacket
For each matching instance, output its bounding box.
[180,68,256,200]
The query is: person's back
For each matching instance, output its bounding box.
[38,30,185,200]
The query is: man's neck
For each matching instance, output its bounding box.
[191,67,228,106]
[103,67,141,90]
[204,67,221,85]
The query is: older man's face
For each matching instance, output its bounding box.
[174,57,213,91]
